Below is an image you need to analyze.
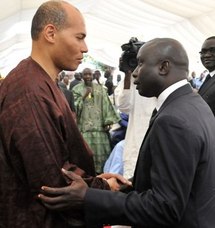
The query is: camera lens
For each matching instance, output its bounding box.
[128,58,137,68]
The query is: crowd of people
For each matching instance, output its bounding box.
[1,1,215,228]
[188,69,208,90]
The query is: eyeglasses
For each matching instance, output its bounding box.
[199,47,215,55]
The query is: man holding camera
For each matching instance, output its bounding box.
[114,38,156,179]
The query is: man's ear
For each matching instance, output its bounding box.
[43,24,56,43]
[159,60,170,76]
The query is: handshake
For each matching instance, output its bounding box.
[38,169,132,211]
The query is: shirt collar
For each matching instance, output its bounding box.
[156,79,189,111]
[209,69,215,77]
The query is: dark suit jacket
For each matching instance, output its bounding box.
[58,83,76,113]
[198,75,215,116]
[60,87,76,113]
[84,84,215,228]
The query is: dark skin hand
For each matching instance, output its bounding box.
[38,169,132,210]
[83,87,93,99]
[123,70,132,89]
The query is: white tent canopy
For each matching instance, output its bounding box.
[1,0,215,76]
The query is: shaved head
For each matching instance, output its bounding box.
[31,0,80,40]
[30,0,88,77]
[143,38,189,72]
[133,38,189,97]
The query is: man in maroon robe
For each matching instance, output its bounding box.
[0,1,121,227]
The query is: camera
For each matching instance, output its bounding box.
[119,37,145,73]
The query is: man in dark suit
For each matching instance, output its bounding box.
[39,38,215,228]
[198,36,215,115]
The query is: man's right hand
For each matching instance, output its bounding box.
[123,71,132,89]
[38,169,88,211]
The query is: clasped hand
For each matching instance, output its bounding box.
[38,169,132,210]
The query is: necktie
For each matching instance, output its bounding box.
[204,74,211,84]
[150,108,157,124]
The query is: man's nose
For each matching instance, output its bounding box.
[82,41,88,53]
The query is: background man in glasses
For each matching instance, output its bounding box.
[198,36,215,116]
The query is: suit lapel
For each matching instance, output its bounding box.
[158,84,193,113]
[198,75,215,95]
[148,84,192,127]
[134,84,193,181]
[140,84,193,141]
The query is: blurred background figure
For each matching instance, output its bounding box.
[72,67,121,174]
[103,112,129,175]
[103,139,125,175]
[109,112,129,149]
[62,75,70,89]
[188,71,197,89]
[117,74,122,85]
[93,69,104,85]
[69,72,82,90]
[57,71,67,89]
[195,69,208,91]
[104,70,114,96]
[67,71,74,85]
[57,71,76,113]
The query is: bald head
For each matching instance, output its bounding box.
[31,0,79,40]
[143,38,188,71]
[133,38,189,97]
[30,0,88,78]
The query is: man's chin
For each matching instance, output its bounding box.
[64,65,78,72]
[138,90,152,98]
